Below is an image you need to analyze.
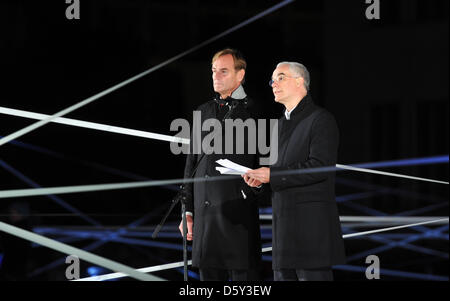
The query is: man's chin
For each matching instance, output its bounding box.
[274,96,285,104]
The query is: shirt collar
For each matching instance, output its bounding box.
[284,103,299,120]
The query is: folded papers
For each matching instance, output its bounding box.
[215,159,251,175]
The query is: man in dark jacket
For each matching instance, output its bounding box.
[178,49,262,281]
[243,62,346,281]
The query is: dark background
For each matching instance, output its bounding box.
[0,0,448,281]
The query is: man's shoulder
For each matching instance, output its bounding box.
[195,99,216,111]
[309,105,338,129]
[243,96,266,119]
[310,104,335,119]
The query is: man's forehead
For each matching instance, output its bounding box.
[212,54,234,69]
[212,64,230,70]
[272,66,290,76]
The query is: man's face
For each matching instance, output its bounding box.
[271,64,300,104]
[212,54,244,97]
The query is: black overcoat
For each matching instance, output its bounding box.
[269,94,346,269]
[183,96,262,270]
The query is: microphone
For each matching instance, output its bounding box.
[214,95,247,112]
[214,95,228,107]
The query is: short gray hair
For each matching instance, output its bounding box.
[277,62,310,91]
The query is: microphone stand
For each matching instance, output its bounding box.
[152,99,240,281]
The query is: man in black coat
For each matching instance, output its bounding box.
[178,49,262,281]
[243,62,346,281]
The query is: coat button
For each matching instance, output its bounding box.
[204,201,210,207]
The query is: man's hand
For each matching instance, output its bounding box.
[242,174,263,187]
[243,167,270,185]
[178,215,193,241]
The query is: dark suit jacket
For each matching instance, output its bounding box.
[269,94,346,269]
[183,96,262,270]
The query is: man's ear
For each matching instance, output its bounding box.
[296,77,303,87]
[237,69,245,82]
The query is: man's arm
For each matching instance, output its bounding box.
[270,110,339,191]
[178,108,200,241]
[178,139,195,241]
[183,149,196,213]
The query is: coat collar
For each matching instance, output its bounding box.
[230,84,247,99]
[214,85,248,106]
[283,93,313,120]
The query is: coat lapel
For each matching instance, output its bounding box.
[275,95,316,166]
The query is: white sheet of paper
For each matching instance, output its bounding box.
[215,167,243,175]
[215,159,251,175]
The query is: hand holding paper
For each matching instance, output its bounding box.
[244,167,271,185]
[215,159,268,186]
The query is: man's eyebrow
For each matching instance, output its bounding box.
[272,72,286,78]
[212,67,229,71]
